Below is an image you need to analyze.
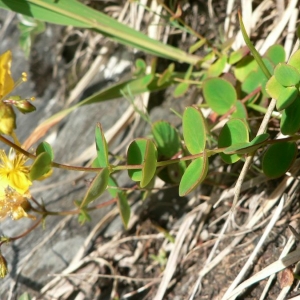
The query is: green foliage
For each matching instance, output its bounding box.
[17,15,45,58]
[29,152,52,181]
[36,141,54,160]
[108,177,130,229]
[182,106,207,154]
[95,123,109,168]
[202,78,237,114]
[262,142,297,178]
[224,134,270,155]
[218,119,249,164]
[127,139,158,188]
[18,293,32,300]
[2,2,300,277]
[80,168,109,208]
[179,154,208,196]
[152,121,181,158]
[0,0,199,64]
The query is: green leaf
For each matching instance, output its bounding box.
[152,121,181,158]
[182,106,206,154]
[265,75,286,99]
[265,44,286,65]
[218,118,249,163]
[108,176,130,228]
[134,58,146,76]
[234,56,258,82]
[173,82,189,97]
[18,15,45,58]
[78,208,92,225]
[80,168,109,208]
[242,58,274,95]
[36,141,54,160]
[224,133,269,154]
[239,13,272,79]
[231,101,247,119]
[29,152,52,181]
[173,64,193,97]
[95,123,109,168]
[207,55,227,77]
[141,140,158,188]
[203,78,237,115]
[157,161,186,184]
[127,139,157,187]
[0,0,199,65]
[280,96,300,135]
[274,63,300,86]
[277,86,298,111]
[18,292,32,300]
[228,46,249,65]
[157,63,175,86]
[179,152,208,196]
[288,49,300,72]
[262,142,297,178]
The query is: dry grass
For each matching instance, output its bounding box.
[8,1,300,299]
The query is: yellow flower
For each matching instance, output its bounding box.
[0,189,32,220]
[0,149,31,197]
[0,51,14,100]
[0,251,8,278]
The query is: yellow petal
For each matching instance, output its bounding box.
[9,171,31,194]
[0,51,14,99]
[11,205,28,220]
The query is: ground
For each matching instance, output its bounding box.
[0,1,300,300]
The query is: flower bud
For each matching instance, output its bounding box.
[13,99,36,114]
[0,252,8,278]
[0,102,16,135]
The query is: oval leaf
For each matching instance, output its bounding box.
[218,119,249,163]
[228,46,249,65]
[203,78,237,114]
[141,140,157,188]
[179,152,208,196]
[224,133,270,154]
[127,139,157,187]
[265,44,285,65]
[265,75,286,100]
[158,161,186,184]
[158,63,175,86]
[108,176,130,228]
[80,167,109,208]
[95,123,109,167]
[274,63,300,87]
[207,55,227,77]
[277,86,298,111]
[152,121,181,158]
[36,141,54,160]
[262,142,297,178]
[231,101,247,119]
[182,106,206,154]
[234,56,258,82]
[29,152,52,181]
[173,82,189,97]
[242,58,274,95]
[280,96,300,135]
[288,49,300,73]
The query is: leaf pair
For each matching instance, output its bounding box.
[266,49,300,135]
[29,142,54,181]
[81,124,130,227]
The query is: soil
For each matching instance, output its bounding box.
[0,1,300,300]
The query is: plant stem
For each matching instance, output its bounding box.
[0,218,42,246]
